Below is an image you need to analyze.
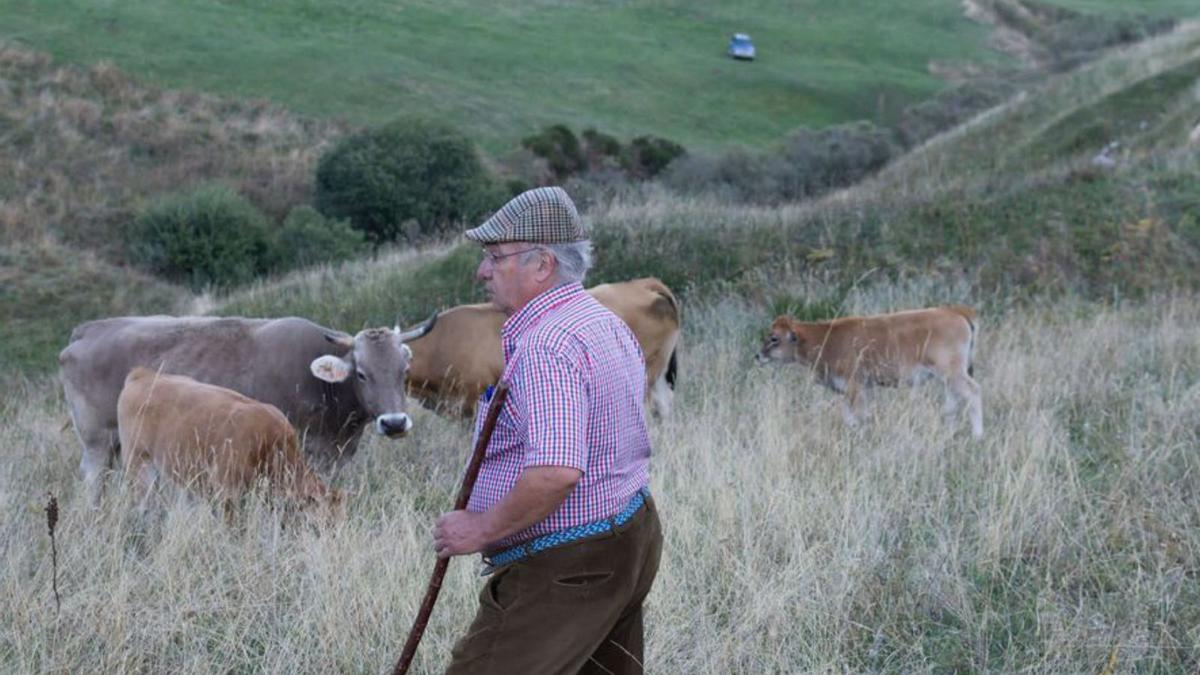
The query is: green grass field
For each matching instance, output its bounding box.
[0,0,1010,151]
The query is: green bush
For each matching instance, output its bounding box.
[314,118,498,244]
[271,206,366,271]
[128,185,272,290]
[513,125,686,183]
[581,128,622,159]
[521,124,584,180]
[622,135,686,179]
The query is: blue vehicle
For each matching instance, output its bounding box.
[728,33,756,61]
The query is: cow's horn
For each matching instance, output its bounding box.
[324,332,355,349]
[396,311,439,343]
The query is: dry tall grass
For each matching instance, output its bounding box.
[2,284,1197,673]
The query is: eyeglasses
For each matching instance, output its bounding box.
[480,247,540,265]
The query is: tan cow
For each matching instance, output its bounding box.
[757,305,983,438]
[117,367,343,516]
[405,277,681,417]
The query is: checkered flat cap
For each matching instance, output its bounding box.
[464,186,586,244]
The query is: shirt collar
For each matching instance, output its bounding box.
[501,282,585,346]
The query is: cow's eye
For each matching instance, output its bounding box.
[768,336,778,344]
[356,370,367,381]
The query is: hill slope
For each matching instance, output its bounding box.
[1,0,1006,151]
[213,22,1200,328]
[4,21,1198,375]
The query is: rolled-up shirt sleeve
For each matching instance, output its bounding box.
[516,346,588,472]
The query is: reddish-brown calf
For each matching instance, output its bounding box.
[757,306,983,437]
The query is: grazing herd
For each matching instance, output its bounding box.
[57,275,984,514]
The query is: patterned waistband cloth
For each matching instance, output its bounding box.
[483,487,650,572]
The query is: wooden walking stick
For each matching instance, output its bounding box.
[392,381,510,675]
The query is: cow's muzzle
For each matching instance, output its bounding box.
[376,413,413,437]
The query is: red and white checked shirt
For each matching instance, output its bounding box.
[466,282,652,547]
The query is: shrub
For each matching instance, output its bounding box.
[314,118,497,244]
[896,76,1023,147]
[662,147,785,204]
[271,206,366,272]
[778,121,893,194]
[622,135,686,179]
[663,122,893,204]
[515,125,687,182]
[582,128,622,159]
[497,147,554,190]
[521,124,584,180]
[128,185,272,289]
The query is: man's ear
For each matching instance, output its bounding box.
[534,249,557,283]
[310,355,353,383]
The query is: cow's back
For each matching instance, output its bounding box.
[63,317,260,429]
[61,315,343,445]
[589,278,681,390]
[406,304,505,413]
[813,306,975,383]
[404,278,681,416]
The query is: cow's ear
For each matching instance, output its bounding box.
[401,343,413,360]
[310,355,353,383]
[324,332,355,351]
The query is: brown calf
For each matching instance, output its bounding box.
[117,367,343,515]
[757,306,983,437]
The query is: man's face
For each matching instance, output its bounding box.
[476,243,545,315]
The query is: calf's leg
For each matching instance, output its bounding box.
[948,374,983,438]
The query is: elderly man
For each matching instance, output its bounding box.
[433,186,663,674]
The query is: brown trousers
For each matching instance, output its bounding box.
[444,496,663,675]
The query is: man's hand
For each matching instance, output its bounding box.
[433,510,492,559]
[431,466,582,559]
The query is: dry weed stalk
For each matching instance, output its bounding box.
[45,492,61,615]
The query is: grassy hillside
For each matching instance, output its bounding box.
[207,22,1200,335]
[0,0,1006,151]
[0,44,343,375]
[0,241,190,373]
[877,20,1200,184]
[4,20,1197,376]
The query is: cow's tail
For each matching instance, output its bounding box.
[666,349,678,389]
[948,305,978,377]
[646,278,681,391]
[641,278,681,418]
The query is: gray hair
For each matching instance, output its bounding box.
[520,240,593,284]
